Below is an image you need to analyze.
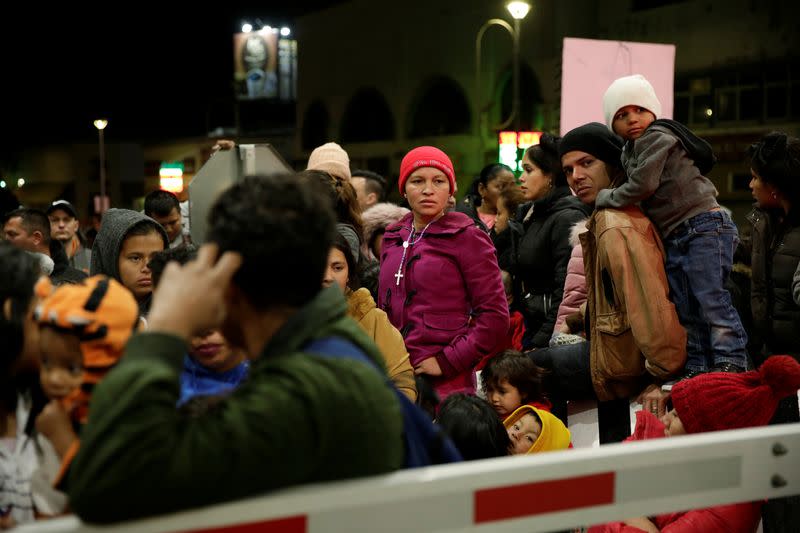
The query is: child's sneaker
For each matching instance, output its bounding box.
[678,368,707,382]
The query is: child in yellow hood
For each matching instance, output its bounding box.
[503,404,571,455]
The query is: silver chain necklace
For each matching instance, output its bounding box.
[394,218,437,286]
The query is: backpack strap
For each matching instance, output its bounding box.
[304,336,462,468]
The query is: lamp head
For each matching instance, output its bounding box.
[93,119,108,131]
[506,1,531,20]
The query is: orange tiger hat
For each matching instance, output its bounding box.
[35,275,140,422]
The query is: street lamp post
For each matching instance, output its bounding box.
[93,119,108,214]
[474,2,531,155]
[506,1,532,133]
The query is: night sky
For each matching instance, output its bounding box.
[0,3,342,152]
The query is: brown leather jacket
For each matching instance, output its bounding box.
[581,206,686,401]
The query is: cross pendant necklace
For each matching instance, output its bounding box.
[394,218,436,286]
[394,240,410,286]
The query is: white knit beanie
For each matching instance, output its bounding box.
[602,74,662,131]
[307,142,351,181]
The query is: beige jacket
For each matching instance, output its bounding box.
[347,288,417,401]
[581,206,686,401]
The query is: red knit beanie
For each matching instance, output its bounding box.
[398,146,456,195]
[671,355,800,434]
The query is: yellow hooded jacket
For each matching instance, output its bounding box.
[503,404,571,454]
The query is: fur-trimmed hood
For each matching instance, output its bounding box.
[569,218,590,247]
[362,202,410,251]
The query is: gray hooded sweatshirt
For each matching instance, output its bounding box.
[91,209,169,312]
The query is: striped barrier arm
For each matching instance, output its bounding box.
[16,423,800,533]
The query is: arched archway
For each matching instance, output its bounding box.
[340,87,395,143]
[498,63,543,131]
[301,100,330,150]
[407,76,471,138]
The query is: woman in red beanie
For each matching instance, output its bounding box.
[378,146,509,403]
[588,355,800,533]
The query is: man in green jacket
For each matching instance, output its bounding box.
[68,174,404,523]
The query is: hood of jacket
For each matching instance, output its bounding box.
[347,287,377,322]
[569,218,590,248]
[362,203,410,251]
[90,209,169,282]
[503,404,571,454]
[650,119,716,174]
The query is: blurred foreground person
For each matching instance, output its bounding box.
[0,244,45,528]
[68,174,403,523]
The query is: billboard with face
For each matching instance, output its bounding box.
[234,31,279,100]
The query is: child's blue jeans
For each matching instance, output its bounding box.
[664,210,748,372]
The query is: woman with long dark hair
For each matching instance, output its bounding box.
[747,131,800,533]
[493,134,592,349]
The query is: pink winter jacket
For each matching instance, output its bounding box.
[554,219,588,332]
[378,211,509,400]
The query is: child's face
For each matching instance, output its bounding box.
[322,247,349,293]
[507,412,542,455]
[189,329,244,373]
[487,378,524,418]
[612,105,656,140]
[39,327,83,400]
[117,231,165,302]
[662,409,687,437]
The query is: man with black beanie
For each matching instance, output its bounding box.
[529,123,687,444]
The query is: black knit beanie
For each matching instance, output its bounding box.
[559,122,624,170]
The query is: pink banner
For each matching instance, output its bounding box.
[560,38,676,135]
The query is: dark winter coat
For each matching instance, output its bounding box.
[494,186,591,348]
[748,206,800,356]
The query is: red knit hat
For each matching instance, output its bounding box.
[398,146,456,194]
[671,355,800,434]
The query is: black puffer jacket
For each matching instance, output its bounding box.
[748,206,800,357]
[493,186,591,348]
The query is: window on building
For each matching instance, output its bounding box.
[675,60,797,127]
[408,77,471,138]
[340,88,395,143]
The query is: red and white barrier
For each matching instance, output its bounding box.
[16,422,800,533]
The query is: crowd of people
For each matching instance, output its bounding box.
[1,74,800,532]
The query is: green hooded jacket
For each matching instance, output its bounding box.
[67,287,404,523]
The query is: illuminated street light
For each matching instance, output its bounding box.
[94,119,109,214]
[280,27,291,37]
[705,108,713,117]
[506,1,531,20]
[0,180,6,188]
[17,178,25,187]
[242,23,253,33]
